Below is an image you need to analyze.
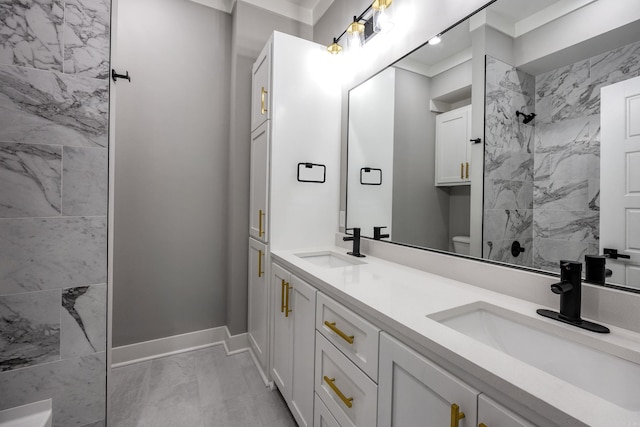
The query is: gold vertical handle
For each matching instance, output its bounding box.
[460,163,464,179]
[280,279,286,313]
[258,250,264,277]
[285,282,292,317]
[465,162,469,179]
[324,321,354,344]
[324,376,353,408]
[450,403,466,427]
[258,209,264,237]
[261,87,268,115]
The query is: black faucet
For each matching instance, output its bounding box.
[373,226,389,240]
[537,260,610,333]
[584,255,612,284]
[343,228,365,258]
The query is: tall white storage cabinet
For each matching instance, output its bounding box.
[247,31,341,382]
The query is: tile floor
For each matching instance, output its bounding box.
[109,345,297,427]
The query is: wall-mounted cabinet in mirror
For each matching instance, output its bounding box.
[346,0,640,291]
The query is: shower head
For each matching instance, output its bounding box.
[516,111,536,124]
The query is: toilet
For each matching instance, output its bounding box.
[452,236,470,255]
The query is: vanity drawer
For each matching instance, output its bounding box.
[315,332,377,427]
[316,293,380,380]
[314,393,341,427]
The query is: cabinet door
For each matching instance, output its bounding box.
[248,238,268,373]
[289,275,317,427]
[249,122,269,242]
[378,333,478,427]
[251,40,271,131]
[315,332,378,427]
[271,263,292,399]
[314,393,341,427]
[435,105,472,186]
[478,395,535,427]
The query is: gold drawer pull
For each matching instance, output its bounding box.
[258,249,264,277]
[460,163,464,179]
[280,279,286,313]
[258,209,265,237]
[285,281,292,317]
[324,376,353,409]
[261,87,268,115]
[450,403,466,427]
[465,162,469,179]
[479,424,488,427]
[324,321,354,344]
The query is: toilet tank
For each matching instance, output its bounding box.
[452,236,470,255]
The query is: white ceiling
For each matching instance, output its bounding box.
[189,0,335,25]
[395,0,596,75]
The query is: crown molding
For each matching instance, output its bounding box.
[470,0,598,38]
[188,0,234,13]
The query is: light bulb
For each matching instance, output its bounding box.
[327,38,343,55]
[346,17,365,51]
[428,35,442,45]
[373,0,394,33]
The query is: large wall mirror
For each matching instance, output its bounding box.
[346,0,640,292]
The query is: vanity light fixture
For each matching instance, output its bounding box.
[326,1,396,55]
[347,16,366,50]
[372,0,394,33]
[327,38,343,55]
[428,34,442,45]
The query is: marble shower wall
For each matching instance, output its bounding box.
[533,39,640,273]
[0,0,109,425]
[483,56,535,267]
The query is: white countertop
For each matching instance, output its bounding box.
[271,246,640,427]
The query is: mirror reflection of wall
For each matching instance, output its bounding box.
[347,62,473,252]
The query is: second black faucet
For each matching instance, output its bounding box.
[343,227,365,258]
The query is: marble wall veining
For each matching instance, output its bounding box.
[0,0,109,424]
[483,40,640,274]
[483,56,535,267]
[533,39,640,272]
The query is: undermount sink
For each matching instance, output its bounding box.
[429,302,640,411]
[295,251,366,268]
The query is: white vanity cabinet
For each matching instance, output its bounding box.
[251,40,270,132]
[478,395,536,427]
[314,294,380,427]
[271,263,317,427]
[435,105,472,186]
[378,332,479,427]
[316,293,380,380]
[315,333,378,427]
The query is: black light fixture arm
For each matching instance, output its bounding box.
[332,5,373,44]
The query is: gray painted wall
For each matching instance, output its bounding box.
[113,0,232,346]
[392,68,450,251]
[112,0,312,344]
[0,0,110,423]
[226,2,311,335]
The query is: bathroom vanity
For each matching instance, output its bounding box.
[269,246,640,427]
[247,1,640,425]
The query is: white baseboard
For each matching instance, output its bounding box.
[111,326,250,368]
